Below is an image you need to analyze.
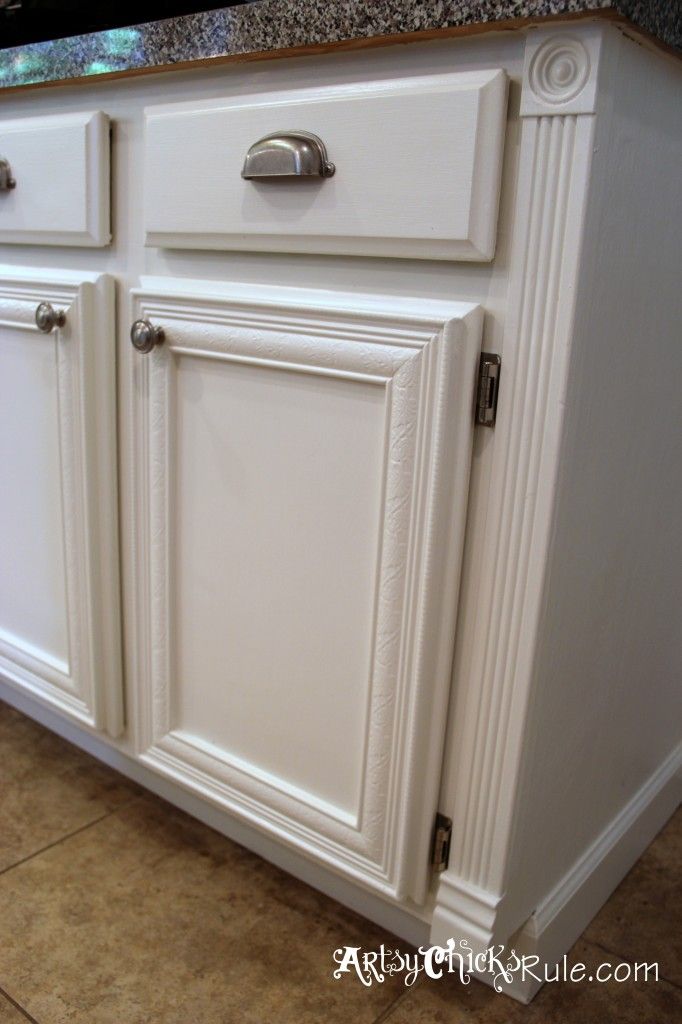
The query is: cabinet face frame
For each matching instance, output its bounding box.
[0,267,122,735]
[130,279,481,903]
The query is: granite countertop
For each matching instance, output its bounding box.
[0,1,678,91]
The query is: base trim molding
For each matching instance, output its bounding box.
[433,741,681,1002]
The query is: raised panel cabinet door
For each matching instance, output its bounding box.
[0,267,122,735]
[130,280,481,903]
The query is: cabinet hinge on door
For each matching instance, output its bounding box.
[431,813,453,872]
[475,353,501,427]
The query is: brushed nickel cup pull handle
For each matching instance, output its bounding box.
[241,131,335,180]
[131,318,164,354]
[35,302,66,333]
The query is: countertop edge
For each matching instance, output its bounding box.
[0,8,678,97]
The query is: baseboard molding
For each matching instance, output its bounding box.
[484,742,682,1002]
[430,874,504,957]
[0,678,430,949]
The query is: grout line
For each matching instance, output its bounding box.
[0,803,130,879]
[584,938,682,992]
[370,986,414,1024]
[0,984,41,1024]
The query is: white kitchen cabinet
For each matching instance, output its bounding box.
[0,14,680,1007]
[129,279,481,901]
[0,267,122,735]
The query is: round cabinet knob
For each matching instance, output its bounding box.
[131,319,164,354]
[0,157,16,192]
[35,302,66,333]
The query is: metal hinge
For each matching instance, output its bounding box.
[475,353,501,428]
[431,812,452,872]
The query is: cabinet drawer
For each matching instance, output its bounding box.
[144,70,507,261]
[0,111,110,247]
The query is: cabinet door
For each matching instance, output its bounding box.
[130,280,481,903]
[0,267,122,735]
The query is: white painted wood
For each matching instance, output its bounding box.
[0,111,110,247]
[0,326,70,670]
[433,37,603,957]
[0,22,678,1008]
[520,25,603,116]
[434,22,682,980]
[0,266,123,735]
[489,744,681,1002]
[143,70,508,260]
[130,278,481,901]
[497,24,682,928]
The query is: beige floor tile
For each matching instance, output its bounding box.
[0,992,31,1023]
[0,703,140,872]
[584,806,681,986]
[0,792,410,1024]
[1,704,679,1023]
[522,939,681,1024]
[374,969,515,1023]
[383,938,682,1023]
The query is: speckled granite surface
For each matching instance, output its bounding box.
[0,0,678,90]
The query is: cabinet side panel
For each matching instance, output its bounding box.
[508,31,682,914]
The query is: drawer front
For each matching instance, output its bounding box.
[144,70,507,261]
[0,111,110,247]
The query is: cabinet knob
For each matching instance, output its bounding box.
[35,302,66,333]
[0,157,16,192]
[131,319,164,354]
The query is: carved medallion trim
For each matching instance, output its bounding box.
[521,26,604,117]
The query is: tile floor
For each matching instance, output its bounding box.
[0,700,679,1023]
